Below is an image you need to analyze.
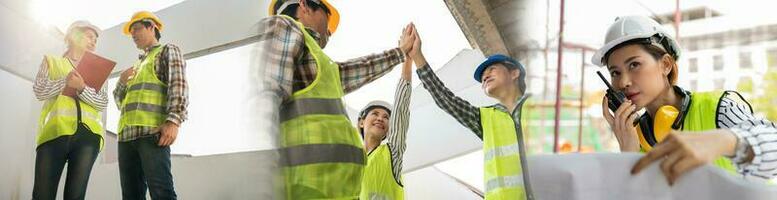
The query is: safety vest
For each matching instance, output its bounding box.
[683,91,738,174]
[278,15,365,199]
[38,55,104,148]
[118,45,167,134]
[480,103,532,200]
[361,144,404,200]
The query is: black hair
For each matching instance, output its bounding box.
[358,106,391,139]
[134,20,162,40]
[603,36,679,84]
[274,0,330,20]
[494,61,527,94]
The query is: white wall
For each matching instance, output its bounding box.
[0,69,40,200]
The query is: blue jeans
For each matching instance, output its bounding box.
[32,123,100,200]
[118,134,177,200]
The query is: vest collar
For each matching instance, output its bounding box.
[303,26,328,48]
[491,92,532,115]
[139,44,163,59]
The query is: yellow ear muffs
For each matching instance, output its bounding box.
[636,105,679,151]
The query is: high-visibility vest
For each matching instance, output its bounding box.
[38,55,104,148]
[118,45,167,134]
[683,91,738,174]
[480,104,532,200]
[361,144,404,200]
[278,15,365,199]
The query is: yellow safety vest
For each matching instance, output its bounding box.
[480,104,532,200]
[361,144,404,200]
[118,45,167,134]
[38,55,104,148]
[683,91,738,173]
[278,15,365,199]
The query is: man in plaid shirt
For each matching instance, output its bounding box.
[114,11,187,199]
[258,0,415,199]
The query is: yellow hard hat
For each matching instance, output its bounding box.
[268,0,340,35]
[122,11,164,36]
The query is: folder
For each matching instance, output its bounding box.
[62,51,116,97]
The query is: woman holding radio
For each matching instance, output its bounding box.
[595,16,777,185]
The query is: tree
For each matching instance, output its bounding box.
[753,71,777,121]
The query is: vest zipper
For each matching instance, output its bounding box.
[510,99,534,200]
[75,97,83,124]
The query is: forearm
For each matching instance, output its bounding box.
[728,122,777,179]
[164,46,189,125]
[387,78,411,181]
[416,65,483,137]
[717,96,777,179]
[339,48,405,93]
[113,82,127,110]
[77,86,108,111]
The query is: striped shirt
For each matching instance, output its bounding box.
[113,43,189,142]
[717,96,777,180]
[34,56,108,111]
[380,78,412,184]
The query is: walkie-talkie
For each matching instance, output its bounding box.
[597,71,643,126]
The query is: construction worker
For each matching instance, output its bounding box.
[260,0,415,198]
[593,16,777,184]
[32,20,107,200]
[407,27,533,199]
[358,58,413,200]
[114,11,188,199]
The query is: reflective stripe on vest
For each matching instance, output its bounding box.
[277,15,365,200]
[484,143,520,162]
[37,55,104,148]
[123,102,166,113]
[280,98,348,122]
[485,175,524,194]
[684,91,739,174]
[44,108,101,126]
[127,82,166,93]
[480,106,530,200]
[118,45,167,133]
[281,143,364,167]
[360,144,404,200]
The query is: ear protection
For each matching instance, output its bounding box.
[636,86,691,151]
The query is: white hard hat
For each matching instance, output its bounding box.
[358,100,392,120]
[66,20,101,38]
[591,16,680,66]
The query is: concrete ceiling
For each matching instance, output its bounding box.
[444,0,544,62]
[0,0,270,82]
[0,0,66,81]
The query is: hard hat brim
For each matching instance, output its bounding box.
[591,32,657,66]
[67,21,101,37]
[123,12,164,36]
[321,0,339,34]
[473,55,519,83]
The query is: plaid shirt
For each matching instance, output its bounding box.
[416,64,528,140]
[257,15,405,103]
[113,43,189,142]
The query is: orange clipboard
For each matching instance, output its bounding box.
[62,51,116,97]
